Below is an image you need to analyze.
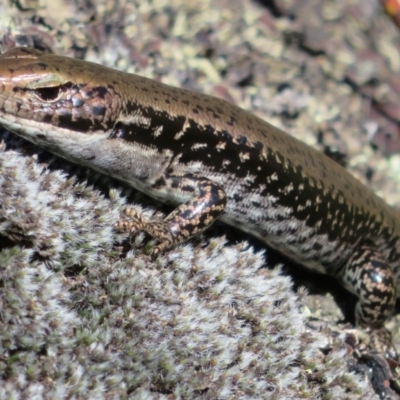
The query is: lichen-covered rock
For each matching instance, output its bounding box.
[2,0,399,398]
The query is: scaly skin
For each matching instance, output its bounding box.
[0,47,399,347]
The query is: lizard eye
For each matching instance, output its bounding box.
[31,82,73,102]
[33,86,62,102]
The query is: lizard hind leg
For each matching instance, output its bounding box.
[338,242,397,360]
[339,242,396,330]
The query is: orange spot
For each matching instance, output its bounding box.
[382,0,400,16]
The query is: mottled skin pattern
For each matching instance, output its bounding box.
[0,47,399,351]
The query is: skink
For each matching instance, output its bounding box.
[0,47,398,345]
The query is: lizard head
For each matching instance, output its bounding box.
[0,47,167,180]
[0,47,121,139]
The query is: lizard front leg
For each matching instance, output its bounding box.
[116,174,227,258]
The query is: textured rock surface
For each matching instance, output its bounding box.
[2,0,400,398]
